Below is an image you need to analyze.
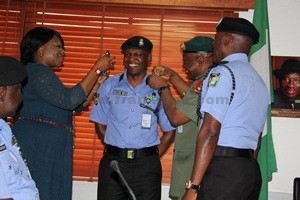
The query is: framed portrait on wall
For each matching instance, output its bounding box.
[271,56,300,118]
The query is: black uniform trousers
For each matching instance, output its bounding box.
[197,156,262,200]
[97,152,162,200]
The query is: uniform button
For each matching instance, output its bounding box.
[131,109,134,112]
[129,126,131,129]
[8,166,12,170]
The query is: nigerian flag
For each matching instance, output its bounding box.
[249,0,278,200]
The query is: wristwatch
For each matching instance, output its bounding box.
[158,85,170,96]
[185,180,200,190]
[90,66,102,75]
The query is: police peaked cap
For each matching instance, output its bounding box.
[0,56,26,86]
[217,17,260,44]
[182,36,214,53]
[121,36,153,52]
[273,59,300,80]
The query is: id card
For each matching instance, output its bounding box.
[141,113,152,129]
[177,125,183,134]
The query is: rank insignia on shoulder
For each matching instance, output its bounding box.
[94,93,99,105]
[208,73,221,87]
[193,79,203,93]
[0,144,7,152]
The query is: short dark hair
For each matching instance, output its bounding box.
[20,27,64,65]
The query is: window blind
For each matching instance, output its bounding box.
[1,0,238,183]
[0,0,25,57]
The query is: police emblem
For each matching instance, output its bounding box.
[139,39,144,47]
[208,73,221,87]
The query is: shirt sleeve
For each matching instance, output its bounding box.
[28,64,86,110]
[158,100,176,132]
[201,67,233,123]
[176,89,198,123]
[90,79,111,125]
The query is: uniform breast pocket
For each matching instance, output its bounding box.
[0,151,19,184]
[110,96,134,121]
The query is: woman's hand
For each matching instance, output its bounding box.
[93,52,116,73]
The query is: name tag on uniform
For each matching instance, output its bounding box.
[141,113,151,129]
[177,125,183,134]
[113,90,128,96]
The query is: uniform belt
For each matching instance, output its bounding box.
[105,145,158,159]
[213,145,253,159]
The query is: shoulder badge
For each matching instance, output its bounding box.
[208,73,221,87]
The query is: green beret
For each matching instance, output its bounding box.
[121,36,153,52]
[0,56,26,86]
[217,17,260,44]
[183,36,214,53]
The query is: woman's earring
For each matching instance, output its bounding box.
[40,51,43,57]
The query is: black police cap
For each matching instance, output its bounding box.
[121,36,153,52]
[0,56,26,86]
[217,17,260,44]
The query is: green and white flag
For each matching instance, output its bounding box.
[249,0,278,200]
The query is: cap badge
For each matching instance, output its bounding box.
[139,39,144,47]
[194,79,203,93]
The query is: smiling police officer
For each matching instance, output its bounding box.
[90,36,176,200]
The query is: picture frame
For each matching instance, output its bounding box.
[271,56,300,118]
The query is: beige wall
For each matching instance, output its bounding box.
[240,0,300,195]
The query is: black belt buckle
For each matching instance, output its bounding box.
[126,149,136,159]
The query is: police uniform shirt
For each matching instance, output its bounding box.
[90,70,175,149]
[200,53,269,150]
[0,119,39,200]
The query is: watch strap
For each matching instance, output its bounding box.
[90,66,102,75]
[158,85,170,96]
[186,180,200,191]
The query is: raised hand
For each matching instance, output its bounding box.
[147,73,169,90]
[93,51,116,72]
